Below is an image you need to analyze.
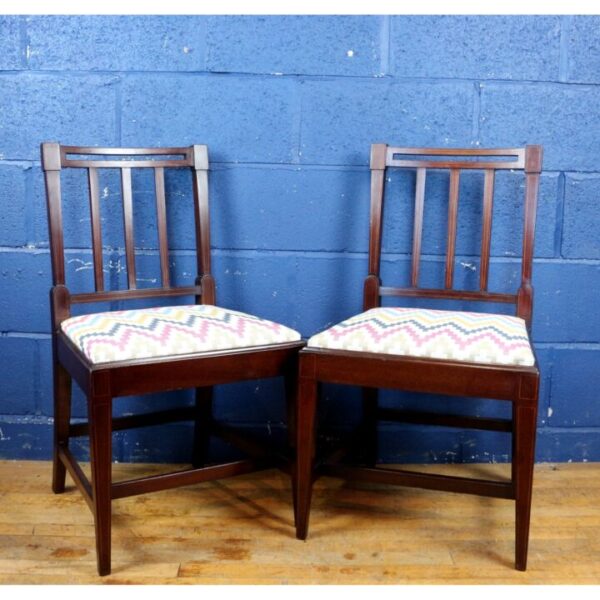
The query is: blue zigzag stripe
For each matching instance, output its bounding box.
[333,316,529,342]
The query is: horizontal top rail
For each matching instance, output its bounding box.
[383,146,525,170]
[60,146,195,169]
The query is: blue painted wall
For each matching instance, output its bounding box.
[1,15,599,463]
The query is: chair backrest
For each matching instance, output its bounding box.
[41,143,214,327]
[364,144,543,327]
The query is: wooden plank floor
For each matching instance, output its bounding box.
[1,460,599,584]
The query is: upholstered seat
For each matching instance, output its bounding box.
[307,306,534,367]
[62,304,302,365]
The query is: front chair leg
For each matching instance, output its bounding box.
[284,360,300,523]
[52,361,72,494]
[192,386,214,468]
[513,399,538,571]
[88,394,113,576]
[295,366,318,540]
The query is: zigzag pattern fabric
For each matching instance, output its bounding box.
[61,304,302,365]
[308,307,535,366]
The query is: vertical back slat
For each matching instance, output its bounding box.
[444,169,460,289]
[87,167,104,292]
[410,168,426,288]
[121,167,136,290]
[479,169,496,291]
[154,167,170,288]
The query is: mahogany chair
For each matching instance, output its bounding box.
[41,143,304,575]
[295,144,543,570]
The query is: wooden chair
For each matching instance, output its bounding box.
[41,143,304,575]
[294,144,543,570]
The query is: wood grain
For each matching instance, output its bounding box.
[1,460,599,584]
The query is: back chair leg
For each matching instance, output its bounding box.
[192,386,214,468]
[52,361,72,494]
[295,372,318,540]
[512,400,538,571]
[361,387,379,467]
[88,395,113,576]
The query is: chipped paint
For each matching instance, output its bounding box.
[67,258,94,272]
[460,261,477,272]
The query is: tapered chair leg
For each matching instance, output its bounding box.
[52,361,72,494]
[192,386,214,468]
[284,362,300,522]
[295,368,318,540]
[513,399,538,571]
[88,395,113,576]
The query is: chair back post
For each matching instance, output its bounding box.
[517,144,543,327]
[192,144,215,305]
[41,142,72,329]
[364,143,388,311]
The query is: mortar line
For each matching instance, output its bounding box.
[23,163,36,246]
[18,15,29,69]
[380,15,391,77]
[472,81,482,143]
[290,78,303,165]
[115,76,123,145]
[555,172,566,258]
[558,16,571,83]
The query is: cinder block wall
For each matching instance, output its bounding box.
[0,15,599,463]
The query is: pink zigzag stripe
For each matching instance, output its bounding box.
[403,325,529,353]
[83,321,213,354]
[327,322,528,354]
[80,314,285,355]
[82,316,251,351]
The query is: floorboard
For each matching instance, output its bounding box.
[0,460,599,584]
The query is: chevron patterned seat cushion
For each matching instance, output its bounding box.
[307,307,535,367]
[61,305,302,365]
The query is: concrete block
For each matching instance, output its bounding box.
[299,79,475,166]
[210,166,370,253]
[121,74,296,164]
[206,15,382,76]
[391,15,561,80]
[0,74,118,161]
[25,15,207,71]
[562,174,600,259]
[536,429,600,463]
[532,262,600,343]
[0,419,52,460]
[565,16,600,83]
[0,16,23,70]
[0,251,52,333]
[0,337,37,414]
[479,82,600,171]
[0,166,27,247]
[548,348,600,427]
